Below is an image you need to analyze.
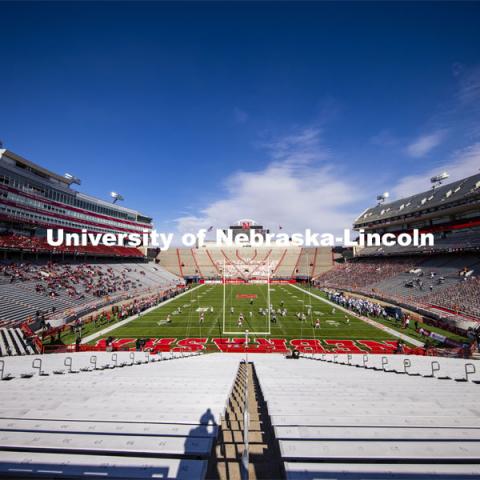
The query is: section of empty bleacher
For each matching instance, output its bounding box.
[273,247,301,277]
[253,353,480,479]
[0,260,182,327]
[0,351,240,479]
[0,328,35,356]
[157,246,333,280]
[155,248,183,276]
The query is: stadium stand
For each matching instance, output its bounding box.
[314,254,480,321]
[157,246,333,280]
[273,246,301,277]
[193,247,221,277]
[155,248,184,277]
[313,171,480,329]
[0,233,144,257]
[0,260,181,327]
[0,351,240,479]
[0,148,186,332]
[0,149,153,261]
[0,327,34,356]
[254,353,480,479]
[1,352,480,478]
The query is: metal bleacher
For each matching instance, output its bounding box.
[0,351,240,479]
[368,254,480,299]
[253,353,480,479]
[0,328,34,356]
[0,261,181,327]
[2,351,480,478]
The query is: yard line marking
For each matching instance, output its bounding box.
[81,284,204,344]
[289,284,422,346]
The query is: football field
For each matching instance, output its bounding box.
[97,283,397,344]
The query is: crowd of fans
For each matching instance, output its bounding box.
[315,256,480,320]
[0,261,39,282]
[0,233,143,257]
[315,257,418,289]
[2,261,145,300]
[423,277,480,318]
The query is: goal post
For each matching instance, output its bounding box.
[222,257,272,335]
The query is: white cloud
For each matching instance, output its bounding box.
[175,128,365,237]
[405,130,447,158]
[393,143,480,198]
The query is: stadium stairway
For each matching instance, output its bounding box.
[206,361,283,480]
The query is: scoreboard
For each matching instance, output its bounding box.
[224,219,269,241]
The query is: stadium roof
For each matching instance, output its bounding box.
[0,149,71,185]
[0,148,152,220]
[354,172,480,227]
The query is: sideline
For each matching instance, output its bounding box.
[81,284,204,344]
[289,284,423,347]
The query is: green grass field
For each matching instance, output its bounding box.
[94,283,399,343]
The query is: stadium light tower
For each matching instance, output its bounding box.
[64,173,81,185]
[376,192,390,204]
[430,171,449,190]
[110,192,124,204]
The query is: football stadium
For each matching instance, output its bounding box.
[2,2,480,479]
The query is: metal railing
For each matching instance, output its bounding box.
[241,329,250,480]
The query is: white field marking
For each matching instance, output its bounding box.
[289,284,423,347]
[81,284,204,344]
[326,320,340,327]
[196,307,210,313]
[260,283,288,338]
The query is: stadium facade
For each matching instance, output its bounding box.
[0,148,152,256]
[315,172,480,336]
[353,172,480,256]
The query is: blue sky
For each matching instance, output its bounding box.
[1,2,479,235]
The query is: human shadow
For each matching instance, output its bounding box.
[178,408,218,479]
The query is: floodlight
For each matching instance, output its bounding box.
[110,192,124,203]
[430,172,449,184]
[64,173,81,185]
[376,192,390,204]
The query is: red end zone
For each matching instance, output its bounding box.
[236,294,257,299]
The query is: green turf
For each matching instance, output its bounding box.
[91,283,400,343]
[295,285,468,345]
